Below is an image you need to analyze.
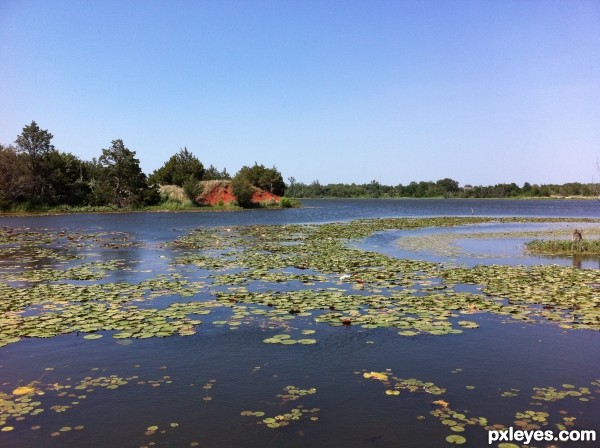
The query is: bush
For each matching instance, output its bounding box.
[182,177,202,204]
[142,184,161,205]
[231,177,255,208]
[280,197,300,208]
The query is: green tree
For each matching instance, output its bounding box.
[203,164,231,181]
[436,178,460,197]
[0,144,31,209]
[149,147,205,186]
[46,151,90,206]
[95,140,148,207]
[231,174,255,208]
[182,176,203,204]
[14,121,56,204]
[366,180,382,198]
[234,163,285,196]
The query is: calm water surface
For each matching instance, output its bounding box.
[1,199,599,448]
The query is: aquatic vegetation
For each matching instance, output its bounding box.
[525,237,600,255]
[201,379,217,402]
[0,368,172,432]
[263,333,317,345]
[2,217,600,446]
[0,260,124,283]
[2,218,599,349]
[358,370,446,396]
[241,385,319,429]
[359,368,600,446]
[277,385,317,401]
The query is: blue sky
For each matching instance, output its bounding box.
[1,0,599,186]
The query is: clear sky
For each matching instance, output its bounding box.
[1,0,599,187]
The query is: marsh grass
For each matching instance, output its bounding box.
[525,239,600,255]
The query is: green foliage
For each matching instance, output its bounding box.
[149,148,205,186]
[142,184,161,205]
[525,239,600,255]
[2,120,599,211]
[280,197,300,208]
[231,176,255,208]
[203,164,231,181]
[0,145,31,209]
[46,151,90,206]
[234,163,286,196]
[284,178,599,199]
[182,177,203,204]
[14,121,55,170]
[94,139,148,208]
[436,178,460,197]
[14,121,56,204]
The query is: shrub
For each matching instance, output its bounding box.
[280,197,300,208]
[182,177,202,205]
[231,177,255,208]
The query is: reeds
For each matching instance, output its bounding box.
[525,239,600,255]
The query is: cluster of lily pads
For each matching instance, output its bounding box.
[263,332,317,345]
[0,367,172,434]
[201,379,217,402]
[359,368,600,446]
[241,384,319,429]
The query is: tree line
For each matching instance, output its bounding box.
[285,178,598,199]
[0,121,285,210]
[2,121,596,211]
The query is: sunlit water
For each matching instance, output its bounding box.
[1,199,599,448]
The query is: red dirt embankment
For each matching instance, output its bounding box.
[196,180,280,206]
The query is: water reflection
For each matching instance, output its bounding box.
[565,254,600,269]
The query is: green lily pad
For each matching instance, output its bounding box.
[83,334,103,340]
[446,434,466,444]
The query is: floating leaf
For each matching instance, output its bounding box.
[445,434,466,444]
[12,386,35,396]
[83,334,103,340]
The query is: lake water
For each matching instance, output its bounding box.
[1,199,599,448]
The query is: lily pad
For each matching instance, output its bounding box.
[445,434,466,444]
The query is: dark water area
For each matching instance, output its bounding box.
[1,199,599,448]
